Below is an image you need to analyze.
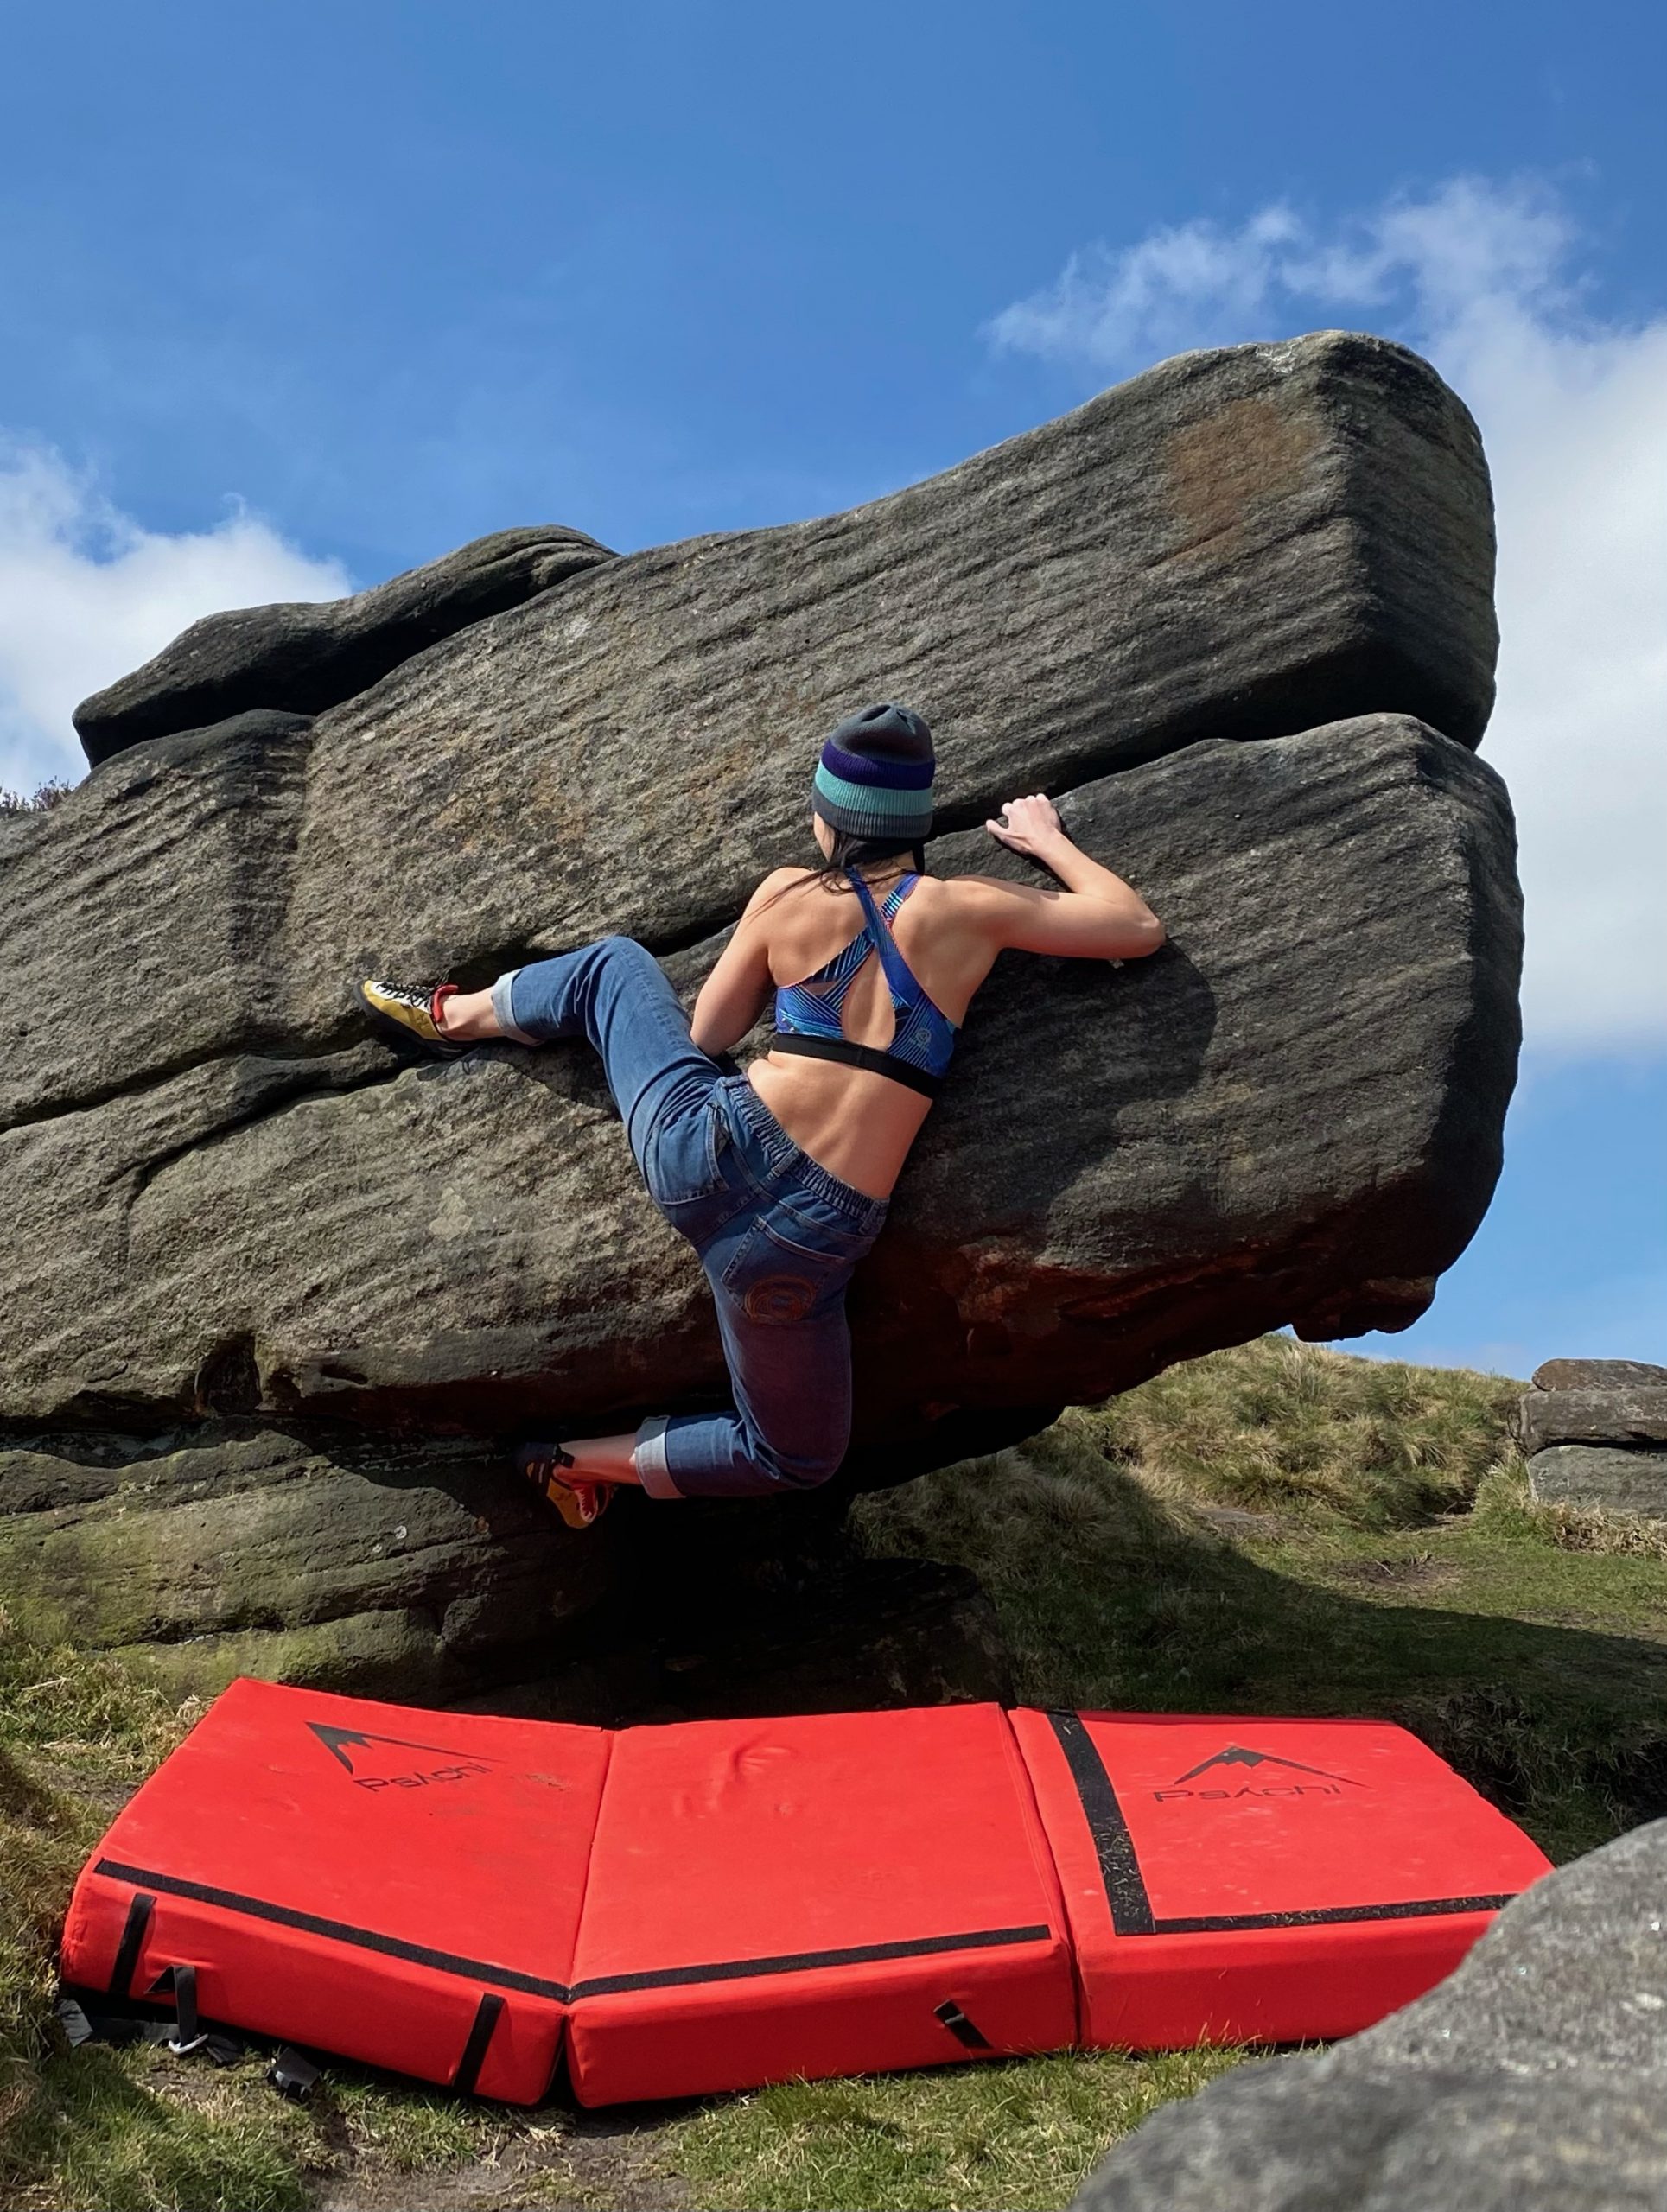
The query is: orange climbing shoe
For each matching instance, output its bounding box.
[514,1441,612,1530]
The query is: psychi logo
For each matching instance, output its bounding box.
[1151,1744,1363,1803]
[307,1721,499,1794]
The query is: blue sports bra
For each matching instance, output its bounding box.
[772,869,958,1099]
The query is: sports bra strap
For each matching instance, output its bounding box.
[845,868,917,1003]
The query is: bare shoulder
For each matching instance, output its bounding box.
[930,871,1047,919]
[931,869,1036,892]
[743,864,818,912]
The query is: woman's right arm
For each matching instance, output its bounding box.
[972,792,1165,959]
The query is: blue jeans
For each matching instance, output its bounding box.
[493,937,888,1500]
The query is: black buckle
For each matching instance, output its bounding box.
[163,1963,206,2055]
[267,2046,322,2101]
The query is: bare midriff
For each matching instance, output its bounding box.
[746,1051,932,1203]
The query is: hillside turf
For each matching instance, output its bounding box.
[4,1338,1665,2210]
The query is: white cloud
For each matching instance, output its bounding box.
[0,442,351,795]
[987,204,1311,368]
[988,178,1667,1054]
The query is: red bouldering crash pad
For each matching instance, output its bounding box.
[59,1678,610,2102]
[1009,1708,1554,2048]
[59,1684,1552,2105]
[564,1703,1076,2105]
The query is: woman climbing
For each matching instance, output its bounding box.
[361,703,1163,1527]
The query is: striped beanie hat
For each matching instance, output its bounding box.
[811,702,935,842]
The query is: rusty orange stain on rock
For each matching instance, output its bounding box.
[1163,397,1323,563]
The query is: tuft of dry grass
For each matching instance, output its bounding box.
[0,779,73,817]
[1081,1334,1520,1525]
[1537,1503,1667,1560]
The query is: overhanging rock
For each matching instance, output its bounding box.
[0,711,1517,1466]
[6,331,1497,1135]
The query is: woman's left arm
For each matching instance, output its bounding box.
[689,868,802,1056]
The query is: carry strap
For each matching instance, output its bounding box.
[933,1999,994,2050]
[451,1992,506,2095]
[146,1963,229,2056]
[107,1891,155,1998]
[165,1963,203,2053]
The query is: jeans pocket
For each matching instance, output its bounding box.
[718,1211,860,1326]
[647,1093,729,1210]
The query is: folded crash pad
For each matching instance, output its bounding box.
[60,1684,1551,2104]
[58,1677,610,2102]
[1009,1708,1554,2048]
[563,1703,1077,2105]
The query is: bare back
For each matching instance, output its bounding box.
[748,868,988,1199]
[690,801,1166,1203]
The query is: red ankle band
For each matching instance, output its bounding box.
[429,983,460,1033]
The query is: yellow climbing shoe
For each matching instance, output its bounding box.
[514,1442,612,1530]
[360,976,462,1055]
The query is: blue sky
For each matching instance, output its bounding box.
[2,1,1663,1377]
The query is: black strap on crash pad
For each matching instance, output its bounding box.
[140,1964,240,2063]
[451,1993,506,2094]
[165,1963,203,2053]
[107,1891,156,1997]
[933,1999,994,2050]
[1047,1711,1157,1935]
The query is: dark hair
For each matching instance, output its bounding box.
[809,828,927,891]
[758,828,927,915]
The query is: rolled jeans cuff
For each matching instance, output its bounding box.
[490,969,540,1046]
[634,1415,684,1500]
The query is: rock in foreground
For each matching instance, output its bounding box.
[1072,1821,1667,2212]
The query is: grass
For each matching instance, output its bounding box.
[1077,1333,1519,1524]
[5,1336,1667,2208]
[0,1626,309,2211]
[0,1621,513,2209]
[853,1340,1667,1862]
[670,2049,1241,2212]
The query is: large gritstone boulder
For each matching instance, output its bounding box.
[0,712,1515,1441]
[0,331,1518,1699]
[1071,1820,1667,2212]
